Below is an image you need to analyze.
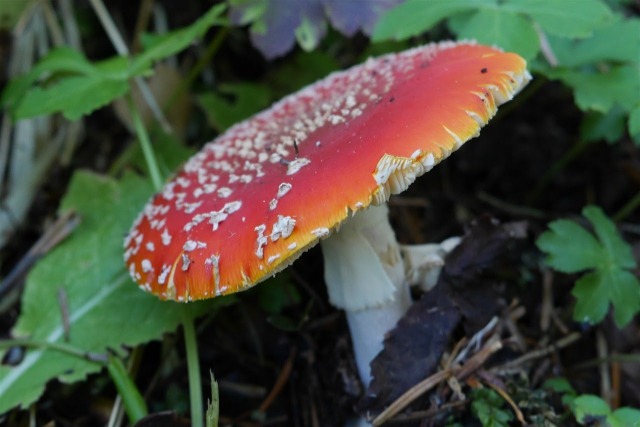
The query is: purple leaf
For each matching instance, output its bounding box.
[322,0,404,36]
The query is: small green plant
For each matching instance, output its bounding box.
[536,205,640,327]
[545,378,640,427]
[470,388,514,427]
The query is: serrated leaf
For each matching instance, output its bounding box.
[536,219,603,273]
[448,8,540,60]
[580,107,627,143]
[548,18,640,67]
[14,75,129,121]
[583,205,636,269]
[0,171,222,413]
[537,205,640,327]
[505,0,613,38]
[471,388,513,427]
[131,4,226,74]
[1,47,99,111]
[549,64,640,113]
[372,0,486,41]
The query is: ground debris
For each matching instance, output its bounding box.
[359,217,528,418]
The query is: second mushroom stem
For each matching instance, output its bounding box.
[320,204,411,386]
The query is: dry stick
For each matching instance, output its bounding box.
[494,332,582,372]
[596,330,612,407]
[258,348,297,413]
[0,210,80,300]
[482,378,526,425]
[372,336,503,426]
[534,23,558,67]
[132,0,155,53]
[88,0,172,134]
[539,270,554,339]
[387,400,467,424]
[57,288,71,342]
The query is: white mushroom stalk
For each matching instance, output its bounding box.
[321,204,410,385]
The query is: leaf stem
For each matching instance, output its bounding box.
[526,138,589,204]
[613,191,640,222]
[128,95,163,191]
[107,353,148,423]
[182,307,204,427]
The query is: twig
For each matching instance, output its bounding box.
[534,23,558,67]
[481,375,526,425]
[258,348,296,413]
[596,330,612,407]
[89,0,172,133]
[57,288,71,342]
[0,210,80,300]
[372,336,503,426]
[477,191,547,219]
[539,270,554,337]
[494,332,581,371]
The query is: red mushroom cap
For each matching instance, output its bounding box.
[124,41,530,301]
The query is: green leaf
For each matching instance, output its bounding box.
[14,74,129,121]
[505,0,613,38]
[205,372,220,427]
[611,407,640,426]
[0,171,221,413]
[573,395,610,423]
[629,104,640,139]
[543,377,576,395]
[583,205,635,269]
[1,47,99,111]
[372,0,486,41]
[131,4,227,74]
[295,15,326,52]
[448,8,540,60]
[471,388,513,427]
[548,64,640,113]
[107,354,147,423]
[548,18,640,67]
[536,219,603,273]
[197,82,272,132]
[537,205,640,327]
[580,107,627,143]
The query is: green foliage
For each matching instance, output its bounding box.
[536,206,640,327]
[0,171,222,413]
[470,388,514,427]
[573,395,640,427]
[373,0,612,57]
[0,5,226,121]
[107,354,148,423]
[198,82,272,132]
[206,372,220,427]
[373,0,640,142]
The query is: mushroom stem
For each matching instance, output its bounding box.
[321,204,410,385]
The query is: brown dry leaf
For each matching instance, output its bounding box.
[359,217,528,416]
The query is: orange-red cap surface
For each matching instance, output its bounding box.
[124,41,531,301]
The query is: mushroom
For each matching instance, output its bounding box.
[124,41,530,388]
